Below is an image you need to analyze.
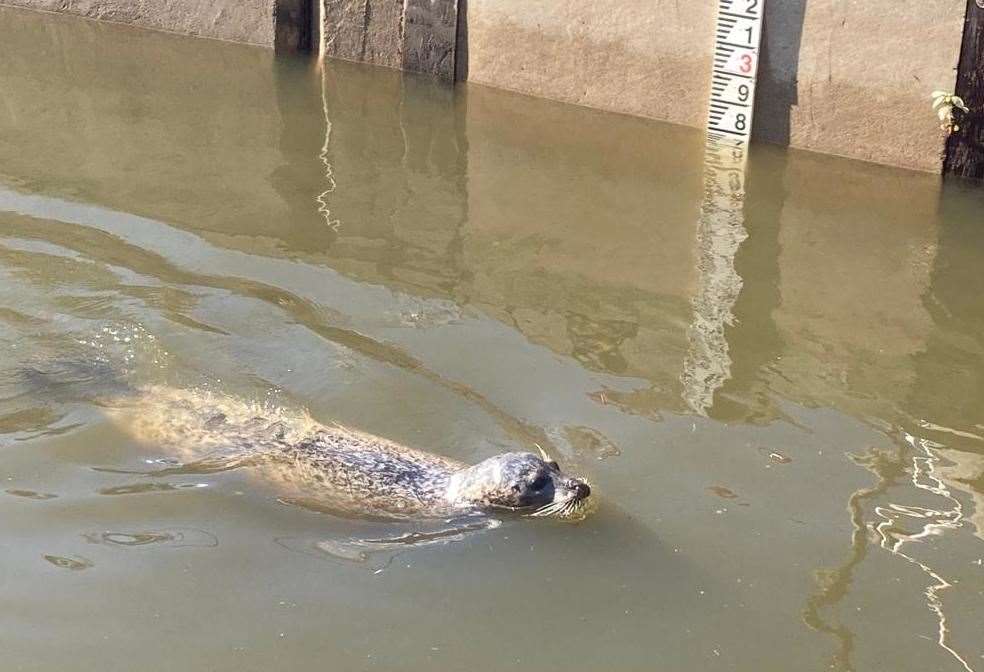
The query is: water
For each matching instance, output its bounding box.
[2,7,984,671]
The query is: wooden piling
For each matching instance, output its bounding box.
[944,0,984,179]
[274,0,315,54]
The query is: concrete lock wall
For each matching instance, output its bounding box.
[0,0,969,172]
[459,0,966,172]
[0,0,279,46]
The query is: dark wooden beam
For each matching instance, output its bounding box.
[944,0,984,179]
[274,0,315,54]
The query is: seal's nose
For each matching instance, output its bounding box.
[573,481,591,499]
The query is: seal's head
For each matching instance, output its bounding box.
[447,452,591,518]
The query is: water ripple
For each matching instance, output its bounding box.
[83,527,218,549]
[43,554,93,570]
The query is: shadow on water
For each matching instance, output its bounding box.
[709,145,785,425]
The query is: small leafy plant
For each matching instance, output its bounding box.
[931,90,969,135]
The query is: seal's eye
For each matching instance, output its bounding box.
[531,474,549,491]
[547,461,559,471]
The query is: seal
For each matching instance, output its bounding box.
[116,386,592,521]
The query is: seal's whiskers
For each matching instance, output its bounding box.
[531,498,573,518]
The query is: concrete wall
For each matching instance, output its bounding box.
[0,0,278,46]
[0,0,970,172]
[459,0,965,172]
[756,1,964,171]
[459,1,715,132]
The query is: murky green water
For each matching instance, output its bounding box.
[2,7,984,672]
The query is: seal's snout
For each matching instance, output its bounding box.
[462,452,594,518]
[572,480,591,500]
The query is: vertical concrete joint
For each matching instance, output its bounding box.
[274,0,314,54]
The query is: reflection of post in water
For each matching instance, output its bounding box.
[883,190,983,672]
[806,427,976,672]
[317,63,340,232]
[909,192,984,541]
[680,134,749,415]
[318,60,469,294]
[271,56,339,253]
[893,195,984,672]
[909,189,984,450]
[802,188,983,672]
[804,437,975,672]
[801,446,905,672]
[875,431,976,672]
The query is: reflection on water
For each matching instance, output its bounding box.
[315,73,341,234]
[681,134,750,415]
[1,6,984,672]
[83,528,219,549]
[43,554,94,571]
[801,445,903,671]
[878,431,974,672]
[276,517,501,572]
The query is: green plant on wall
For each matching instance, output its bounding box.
[932,90,970,135]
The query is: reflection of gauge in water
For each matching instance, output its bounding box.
[680,0,764,415]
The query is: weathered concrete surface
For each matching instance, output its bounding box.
[321,0,457,79]
[756,1,965,171]
[461,1,715,130]
[0,0,277,46]
[460,0,966,172]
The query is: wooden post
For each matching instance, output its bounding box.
[274,0,315,54]
[944,0,984,179]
